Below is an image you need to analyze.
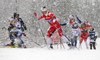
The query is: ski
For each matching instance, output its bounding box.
[67,47,80,51]
[25,36,44,48]
[0,45,22,48]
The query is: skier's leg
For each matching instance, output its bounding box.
[18,35,26,48]
[59,34,71,47]
[72,28,79,47]
[84,39,88,49]
[46,38,52,45]
[71,31,74,47]
[9,34,13,41]
[46,27,56,49]
[84,36,88,49]
[90,42,92,50]
[93,42,96,50]
[79,37,83,49]
[18,36,24,44]
[46,37,53,49]
[57,28,71,47]
[71,38,74,46]
[79,32,84,48]
[58,28,70,44]
[74,36,77,47]
[85,41,88,49]
[8,34,14,46]
[60,35,70,43]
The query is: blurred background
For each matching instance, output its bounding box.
[0,0,100,47]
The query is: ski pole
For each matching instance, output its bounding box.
[2,27,10,42]
[33,12,47,45]
[0,37,9,44]
[60,39,65,49]
[25,36,43,48]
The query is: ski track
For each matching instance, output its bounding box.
[0,38,100,60]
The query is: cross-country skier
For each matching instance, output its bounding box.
[8,17,26,48]
[60,15,81,48]
[35,6,71,49]
[78,21,92,49]
[8,17,21,46]
[89,27,97,50]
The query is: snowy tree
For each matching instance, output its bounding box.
[0,0,100,47]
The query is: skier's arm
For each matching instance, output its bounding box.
[19,18,27,30]
[60,19,69,26]
[60,23,67,26]
[34,12,43,20]
[88,25,92,27]
[38,15,44,20]
[86,20,92,27]
[19,18,24,25]
[76,15,82,24]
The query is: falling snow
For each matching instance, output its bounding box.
[0,0,100,47]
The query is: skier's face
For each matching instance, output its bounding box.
[41,11,47,15]
[70,18,74,22]
[90,28,94,31]
[82,24,85,27]
[15,14,19,18]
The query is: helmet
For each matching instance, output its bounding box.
[41,6,47,11]
[14,13,17,19]
[9,17,13,21]
[81,22,86,27]
[90,27,94,31]
[69,15,74,19]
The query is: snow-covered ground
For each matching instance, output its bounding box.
[0,38,100,60]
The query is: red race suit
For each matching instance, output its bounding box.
[38,12,63,37]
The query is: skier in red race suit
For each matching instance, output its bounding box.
[35,6,71,49]
[78,21,92,49]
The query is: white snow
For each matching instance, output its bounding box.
[0,38,100,60]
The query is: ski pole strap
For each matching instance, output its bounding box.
[76,15,82,24]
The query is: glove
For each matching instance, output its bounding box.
[34,12,37,16]
[23,33,26,36]
[86,20,88,23]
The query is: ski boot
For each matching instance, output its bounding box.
[22,44,27,48]
[66,42,72,49]
[50,44,53,49]
[7,40,14,46]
